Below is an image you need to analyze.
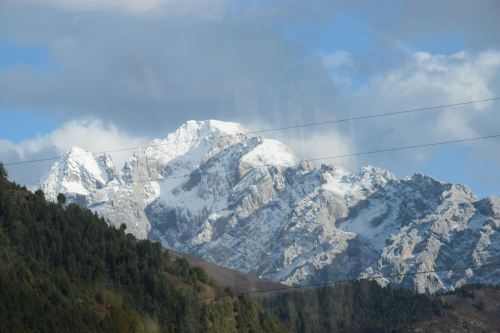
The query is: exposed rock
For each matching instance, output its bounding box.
[39,120,500,293]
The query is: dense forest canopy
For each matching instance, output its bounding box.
[261,281,443,332]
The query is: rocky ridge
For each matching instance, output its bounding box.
[39,120,500,293]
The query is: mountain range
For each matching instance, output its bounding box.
[38,120,500,293]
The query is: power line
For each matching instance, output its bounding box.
[199,260,500,300]
[4,96,499,167]
[64,132,500,186]
[198,218,500,301]
[30,132,499,299]
[306,133,500,162]
[252,97,500,134]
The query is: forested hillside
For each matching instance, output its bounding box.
[260,282,500,332]
[2,161,500,333]
[0,163,285,333]
[260,281,444,332]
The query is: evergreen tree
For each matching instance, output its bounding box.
[0,171,284,333]
[0,162,7,190]
[57,193,67,205]
[0,162,6,179]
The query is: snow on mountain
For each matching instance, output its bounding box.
[40,147,116,202]
[38,120,500,293]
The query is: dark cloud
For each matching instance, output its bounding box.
[2,0,500,196]
[1,1,498,138]
[0,4,345,138]
[376,0,500,50]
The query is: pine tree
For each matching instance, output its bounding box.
[0,162,7,182]
[0,162,7,191]
[57,193,67,206]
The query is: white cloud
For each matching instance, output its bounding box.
[355,50,500,141]
[341,49,500,182]
[277,130,357,170]
[321,51,355,69]
[9,0,228,17]
[49,120,147,165]
[1,119,146,186]
[320,51,356,89]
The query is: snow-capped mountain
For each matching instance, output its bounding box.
[38,120,500,293]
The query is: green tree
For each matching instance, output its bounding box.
[57,193,67,206]
[0,162,7,190]
[0,162,6,179]
[0,173,285,333]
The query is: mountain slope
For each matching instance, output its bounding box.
[260,282,500,333]
[0,167,286,333]
[38,120,500,293]
[410,285,500,332]
[13,164,500,332]
[168,249,287,295]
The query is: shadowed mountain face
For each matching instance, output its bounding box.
[39,120,500,293]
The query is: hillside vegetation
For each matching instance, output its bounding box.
[2,162,500,333]
[0,163,285,333]
[260,281,443,333]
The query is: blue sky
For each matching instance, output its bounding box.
[1,0,499,198]
[0,38,60,141]
[0,108,60,142]
[0,38,51,73]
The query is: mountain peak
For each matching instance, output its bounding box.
[175,119,249,140]
[121,120,251,180]
[39,146,114,202]
[196,119,248,135]
[37,120,500,294]
[63,146,93,160]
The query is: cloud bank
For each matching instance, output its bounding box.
[1,120,145,185]
[1,0,500,196]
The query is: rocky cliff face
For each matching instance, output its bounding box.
[39,120,500,293]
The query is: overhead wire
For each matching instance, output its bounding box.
[3,96,499,167]
[199,260,500,300]
[3,98,499,300]
[34,132,500,186]
[197,223,500,300]
[2,98,498,302]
